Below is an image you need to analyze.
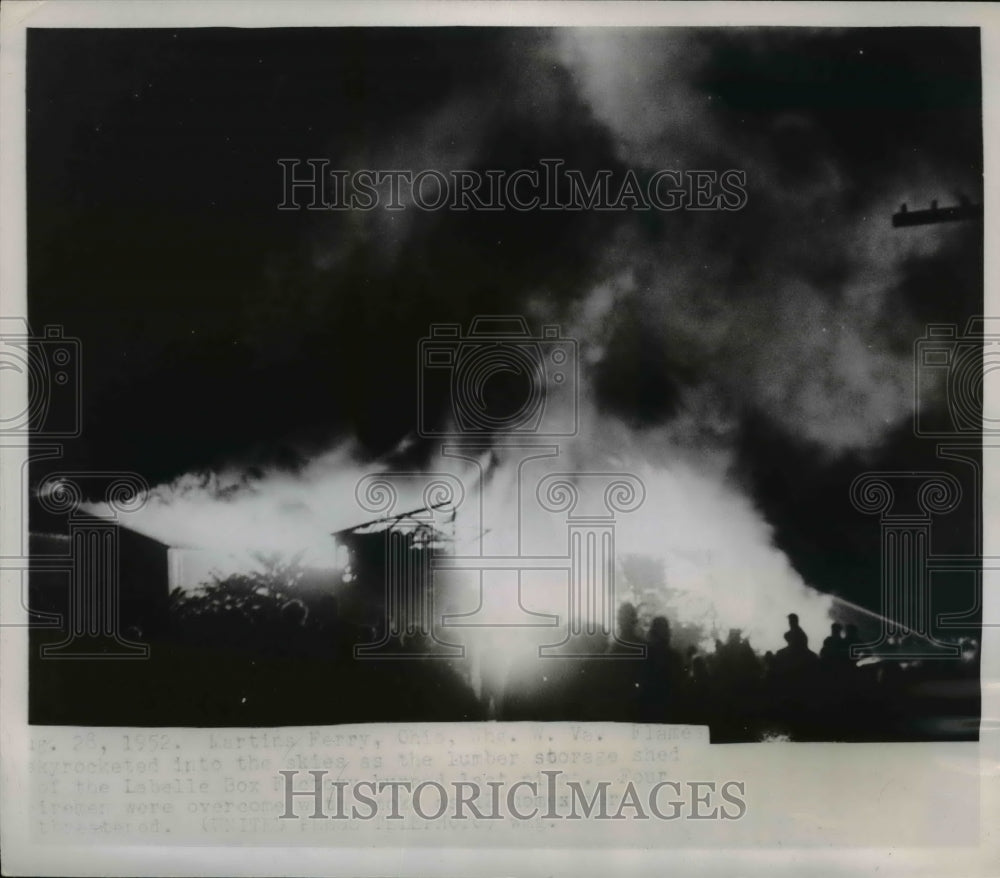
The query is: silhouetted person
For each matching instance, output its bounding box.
[714,629,758,685]
[639,616,683,722]
[588,601,644,721]
[726,628,757,665]
[775,628,817,671]
[786,613,808,651]
[818,621,861,734]
[821,623,846,662]
[770,613,824,737]
[711,628,763,739]
[615,602,642,650]
[649,615,671,646]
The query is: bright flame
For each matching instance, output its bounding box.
[95,434,831,660]
[87,386,834,659]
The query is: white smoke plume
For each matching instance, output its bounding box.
[91,28,976,659]
[553,27,967,454]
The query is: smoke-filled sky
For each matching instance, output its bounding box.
[27,27,983,639]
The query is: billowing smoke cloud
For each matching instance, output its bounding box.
[107,414,833,652]
[77,27,981,656]
[552,28,975,454]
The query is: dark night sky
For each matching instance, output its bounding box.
[26,27,983,622]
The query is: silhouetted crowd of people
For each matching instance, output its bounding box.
[30,576,981,740]
[491,604,981,741]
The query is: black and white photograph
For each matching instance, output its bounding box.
[20,22,986,739]
[1,2,997,875]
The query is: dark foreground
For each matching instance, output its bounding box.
[30,592,980,743]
